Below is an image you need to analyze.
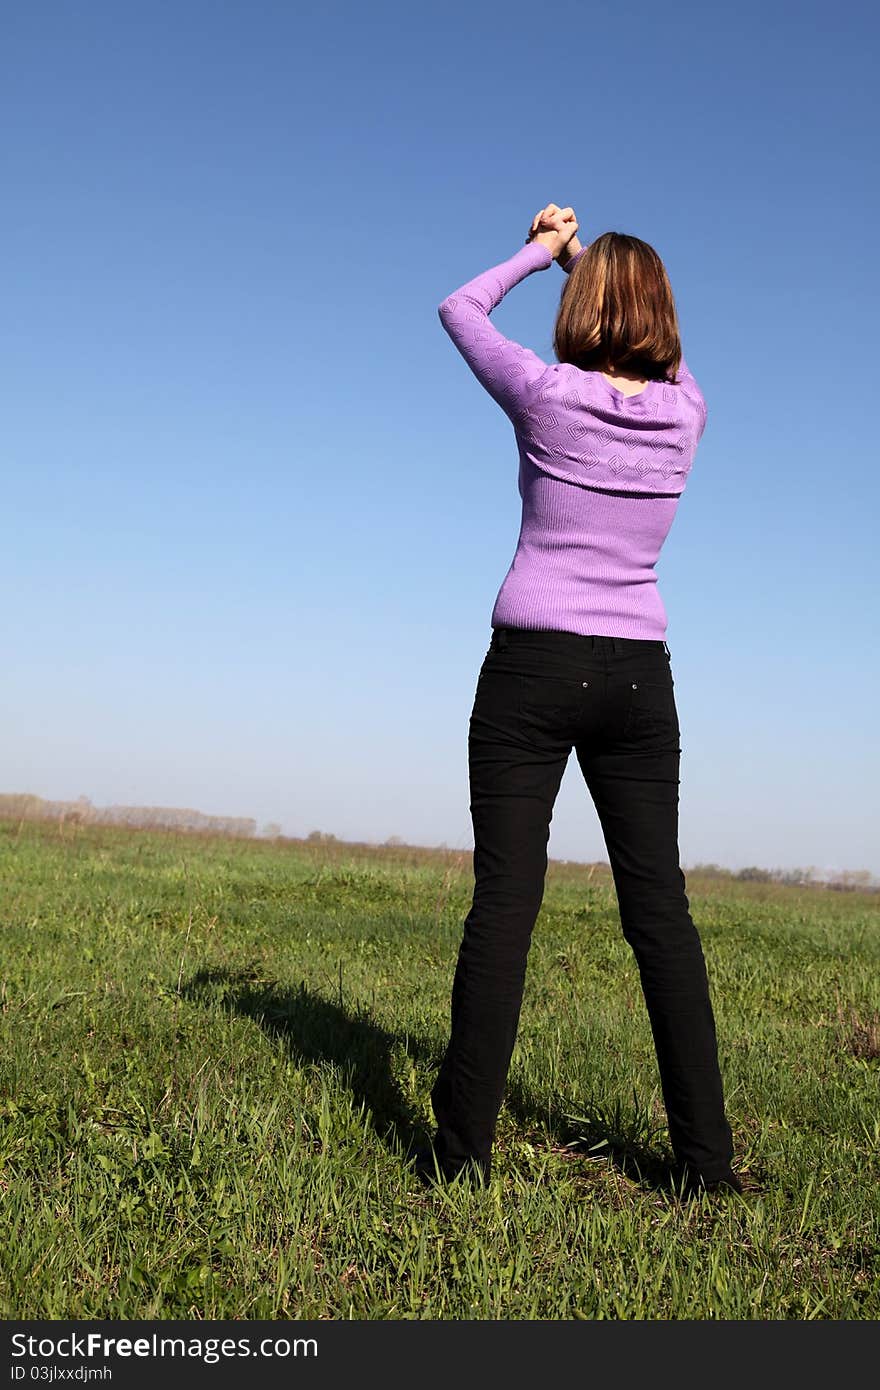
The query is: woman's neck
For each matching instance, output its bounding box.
[603,364,647,384]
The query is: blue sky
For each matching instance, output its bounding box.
[3,0,878,875]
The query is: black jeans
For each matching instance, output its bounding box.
[430,625,734,1183]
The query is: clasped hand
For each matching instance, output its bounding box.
[525,203,580,261]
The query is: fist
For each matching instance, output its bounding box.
[526,203,579,259]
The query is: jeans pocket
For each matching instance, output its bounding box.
[470,663,520,730]
[518,670,585,725]
[622,672,679,739]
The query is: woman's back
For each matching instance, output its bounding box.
[438,239,708,640]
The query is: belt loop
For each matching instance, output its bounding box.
[496,627,509,651]
[612,636,623,656]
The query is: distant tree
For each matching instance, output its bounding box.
[776,866,813,885]
[828,868,876,893]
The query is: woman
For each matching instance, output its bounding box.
[412,204,742,1198]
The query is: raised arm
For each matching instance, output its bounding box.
[677,353,708,435]
[437,240,555,419]
[560,243,587,274]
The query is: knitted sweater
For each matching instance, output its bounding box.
[437,239,708,639]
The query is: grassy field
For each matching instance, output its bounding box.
[1,816,877,1319]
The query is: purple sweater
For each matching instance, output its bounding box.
[438,239,708,640]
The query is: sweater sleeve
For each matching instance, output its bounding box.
[676,353,708,435]
[561,245,588,274]
[437,240,555,419]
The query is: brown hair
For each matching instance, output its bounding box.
[553,232,684,383]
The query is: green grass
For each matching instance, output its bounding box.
[1,817,878,1319]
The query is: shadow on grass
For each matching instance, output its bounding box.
[504,1076,682,1194]
[181,964,436,1161]
[182,965,688,1196]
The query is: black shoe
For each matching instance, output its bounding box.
[674,1165,744,1198]
[406,1142,491,1188]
